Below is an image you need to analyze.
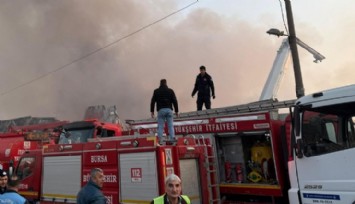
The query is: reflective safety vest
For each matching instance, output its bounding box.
[153,195,191,204]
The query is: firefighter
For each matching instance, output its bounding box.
[150,174,190,204]
[191,65,215,111]
[0,169,8,194]
[0,176,29,204]
[77,168,107,204]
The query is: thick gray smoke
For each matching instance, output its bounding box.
[0,1,327,122]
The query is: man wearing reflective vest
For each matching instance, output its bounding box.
[151,174,190,204]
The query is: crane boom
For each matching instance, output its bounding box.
[260,39,291,100]
[259,38,325,100]
[296,38,325,63]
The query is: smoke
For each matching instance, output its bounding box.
[1,0,347,122]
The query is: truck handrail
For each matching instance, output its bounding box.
[87,134,155,143]
[127,99,296,125]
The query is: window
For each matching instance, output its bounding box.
[301,111,347,157]
[16,157,35,180]
[58,128,94,144]
[325,122,336,143]
[347,116,355,147]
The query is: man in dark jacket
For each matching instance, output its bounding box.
[151,79,179,145]
[77,168,107,204]
[191,65,215,110]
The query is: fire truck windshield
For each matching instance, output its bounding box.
[58,128,94,144]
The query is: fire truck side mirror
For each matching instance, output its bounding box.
[295,139,304,159]
[9,160,14,177]
[293,106,301,136]
[53,128,60,132]
[65,131,71,138]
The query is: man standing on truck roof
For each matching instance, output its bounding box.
[77,168,107,204]
[150,79,179,145]
[191,65,215,110]
[150,174,190,204]
[0,169,8,194]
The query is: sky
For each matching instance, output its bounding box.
[0,0,354,123]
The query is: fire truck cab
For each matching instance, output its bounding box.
[289,84,355,204]
[57,119,123,145]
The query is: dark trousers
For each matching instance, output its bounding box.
[197,96,211,110]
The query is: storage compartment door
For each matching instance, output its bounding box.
[119,151,159,204]
[42,156,81,203]
[179,159,201,204]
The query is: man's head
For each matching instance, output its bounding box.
[7,176,20,192]
[0,169,8,188]
[165,174,182,199]
[90,168,104,188]
[199,66,206,76]
[160,79,167,86]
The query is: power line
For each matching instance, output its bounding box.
[0,0,199,97]
[278,0,289,35]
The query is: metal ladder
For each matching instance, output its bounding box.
[176,98,296,119]
[197,135,221,204]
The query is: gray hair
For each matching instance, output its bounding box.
[90,168,103,178]
[165,174,181,186]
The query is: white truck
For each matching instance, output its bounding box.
[289,84,355,204]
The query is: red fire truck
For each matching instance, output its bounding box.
[13,99,292,204]
[15,135,218,204]
[127,99,296,203]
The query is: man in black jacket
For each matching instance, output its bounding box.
[151,79,179,145]
[191,65,215,110]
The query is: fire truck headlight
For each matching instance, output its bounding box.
[96,143,102,150]
[133,140,139,147]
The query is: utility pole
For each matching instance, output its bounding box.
[284,0,304,98]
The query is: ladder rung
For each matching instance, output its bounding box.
[207,170,216,173]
